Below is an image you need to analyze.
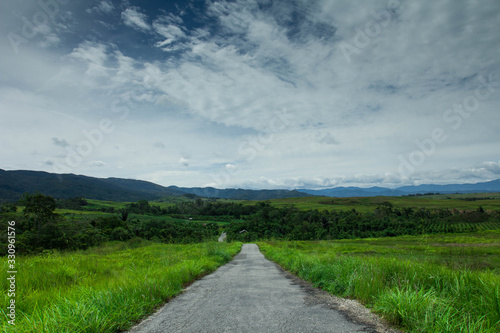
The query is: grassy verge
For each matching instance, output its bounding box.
[1,239,241,332]
[258,232,500,332]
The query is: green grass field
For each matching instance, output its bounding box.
[51,193,500,217]
[266,193,500,213]
[50,199,237,230]
[81,199,130,211]
[0,240,242,332]
[258,231,500,332]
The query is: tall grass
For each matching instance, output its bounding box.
[0,239,241,332]
[258,234,500,332]
[268,193,500,212]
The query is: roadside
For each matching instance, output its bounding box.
[273,261,401,333]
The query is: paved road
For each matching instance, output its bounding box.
[128,244,375,333]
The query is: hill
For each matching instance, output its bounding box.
[169,186,310,200]
[0,169,309,202]
[0,169,174,202]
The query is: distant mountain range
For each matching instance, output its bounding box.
[0,169,499,203]
[299,179,500,197]
[0,169,309,202]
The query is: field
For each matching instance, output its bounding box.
[265,193,500,213]
[84,199,130,210]
[258,231,500,332]
[40,193,500,219]
[53,198,234,225]
[0,240,242,332]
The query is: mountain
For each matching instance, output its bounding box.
[396,179,500,194]
[170,186,310,200]
[103,178,186,197]
[299,179,500,197]
[0,169,177,202]
[299,187,405,197]
[0,169,309,203]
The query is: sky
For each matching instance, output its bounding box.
[1,0,499,190]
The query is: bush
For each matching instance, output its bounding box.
[111,227,132,241]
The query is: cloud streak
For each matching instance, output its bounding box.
[121,7,151,31]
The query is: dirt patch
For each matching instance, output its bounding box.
[275,263,401,333]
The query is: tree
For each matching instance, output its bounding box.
[93,216,126,234]
[0,203,17,213]
[22,193,56,233]
[111,227,131,241]
[117,208,129,222]
[136,200,150,211]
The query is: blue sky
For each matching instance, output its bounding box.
[1,0,499,189]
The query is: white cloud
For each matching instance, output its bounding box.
[38,30,61,48]
[68,41,109,79]
[97,0,114,14]
[179,157,190,167]
[121,7,151,31]
[87,0,114,14]
[476,161,500,175]
[88,160,106,167]
[225,163,237,171]
[153,21,186,48]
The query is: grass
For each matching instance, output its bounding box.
[84,200,130,210]
[55,209,109,216]
[85,197,235,210]
[267,193,500,213]
[59,193,500,216]
[55,198,236,225]
[295,232,500,273]
[258,231,500,332]
[0,239,242,332]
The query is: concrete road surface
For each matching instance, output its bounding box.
[128,244,377,333]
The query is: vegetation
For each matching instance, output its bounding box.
[0,239,241,332]
[1,191,500,332]
[22,193,57,234]
[0,195,231,254]
[2,193,500,254]
[258,232,500,332]
[223,201,500,242]
[265,193,500,213]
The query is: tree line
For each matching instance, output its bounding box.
[1,194,498,254]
